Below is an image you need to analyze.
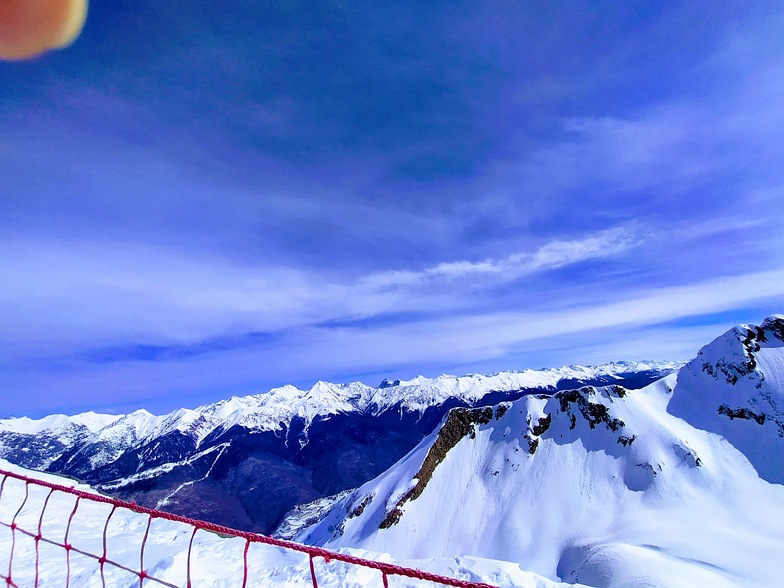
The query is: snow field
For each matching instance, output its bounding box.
[0,461,571,588]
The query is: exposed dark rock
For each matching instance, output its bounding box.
[617,435,636,447]
[703,326,771,385]
[378,378,401,389]
[557,388,587,413]
[557,387,625,432]
[610,385,628,398]
[348,493,373,519]
[532,414,552,436]
[717,404,766,425]
[379,507,403,529]
[379,406,493,529]
[762,316,784,341]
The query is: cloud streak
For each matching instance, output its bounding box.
[360,225,641,289]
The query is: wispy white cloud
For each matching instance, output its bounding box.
[294,269,784,377]
[360,225,640,290]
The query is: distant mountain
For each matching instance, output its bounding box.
[294,317,784,587]
[0,412,121,469]
[0,361,677,533]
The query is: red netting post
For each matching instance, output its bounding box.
[99,505,117,588]
[34,488,55,588]
[138,513,154,587]
[309,554,319,588]
[6,480,29,588]
[63,495,81,588]
[0,475,9,585]
[382,571,389,588]
[241,538,250,588]
[186,527,198,588]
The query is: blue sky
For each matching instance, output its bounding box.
[1,1,783,418]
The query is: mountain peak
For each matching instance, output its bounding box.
[760,314,784,340]
[378,378,401,389]
[668,317,784,483]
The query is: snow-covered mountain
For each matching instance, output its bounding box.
[0,412,121,469]
[668,314,784,483]
[1,360,678,462]
[295,317,784,587]
[0,361,677,533]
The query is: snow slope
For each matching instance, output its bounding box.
[300,357,784,587]
[0,460,580,588]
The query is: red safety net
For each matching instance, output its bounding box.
[0,467,497,588]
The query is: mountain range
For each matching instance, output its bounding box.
[0,362,677,534]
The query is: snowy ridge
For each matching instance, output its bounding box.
[3,318,784,587]
[0,412,121,435]
[0,412,124,470]
[0,360,679,535]
[371,361,682,414]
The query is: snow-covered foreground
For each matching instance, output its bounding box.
[0,460,576,588]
